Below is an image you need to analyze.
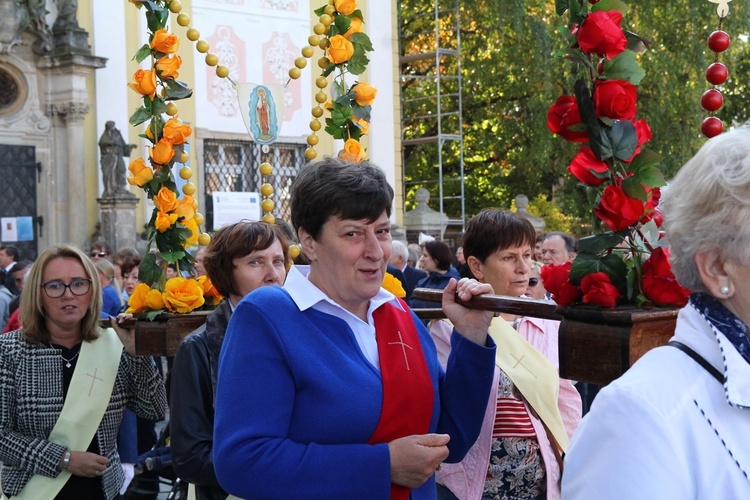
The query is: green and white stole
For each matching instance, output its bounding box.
[9,328,123,500]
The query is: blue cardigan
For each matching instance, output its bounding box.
[213,286,495,499]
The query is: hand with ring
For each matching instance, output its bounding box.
[64,450,109,478]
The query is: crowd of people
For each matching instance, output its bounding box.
[2,126,750,498]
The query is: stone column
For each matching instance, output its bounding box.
[98,195,139,251]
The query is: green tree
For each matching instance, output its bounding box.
[398,0,750,231]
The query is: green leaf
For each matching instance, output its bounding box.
[350,9,364,21]
[570,252,628,287]
[164,80,193,100]
[577,232,626,254]
[138,253,162,287]
[145,7,169,32]
[621,176,648,201]
[145,309,166,321]
[351,104,371,121]
[349,32,374,52]
[346,53,369,76]
[151,99,169,116]
[629,150,662,173]
[603,50,646,85]
[313,5,327,16]
[330,103,353,126]
[555,0,569,15]
[591,0,630,15]
[160,251,186,263]
[608,120,638,161]
[129,107,152,127]
[324,120,345,140]
[334,14,351,34]
[637,166,666,188]
[624,31,652,53]
[134,44,152,64]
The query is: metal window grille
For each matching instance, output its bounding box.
[202,139,305,231]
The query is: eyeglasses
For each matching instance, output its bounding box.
[41,279,92,298]
[90,252,107,258]
[528,277,540,287]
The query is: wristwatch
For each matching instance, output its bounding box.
[62,450,71,470]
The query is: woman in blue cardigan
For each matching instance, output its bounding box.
[213,157,497,499]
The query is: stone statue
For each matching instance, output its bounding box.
[403,188,449,239]
[52,0,80,31]
[99,121,136,197]
[514,194,546,233]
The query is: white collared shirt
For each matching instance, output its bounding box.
[283,265,405,371]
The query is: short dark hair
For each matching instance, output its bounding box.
[203,221,290,297]
[119,255,142,277]
[423,240,453,271]
[12,259,33,273]
[543,231,577,253]
[291,156,393,240]
[90,240,112,256]
[463,209,536,263]
[0,245,19,262]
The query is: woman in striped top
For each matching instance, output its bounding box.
[430,209,581,500]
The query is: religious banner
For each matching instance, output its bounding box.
[237,82,285,145]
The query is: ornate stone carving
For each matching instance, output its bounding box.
[46,101,91,123]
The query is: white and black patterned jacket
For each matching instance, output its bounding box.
[0,330,167,499]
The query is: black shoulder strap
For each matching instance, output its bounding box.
[667,341,723,384]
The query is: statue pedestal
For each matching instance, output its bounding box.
[98,195,138,251]
[403,188,449,243]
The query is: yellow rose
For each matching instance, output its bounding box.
[150,138,175,165]
[198,275,223,306]
[182,218,199,246]
[353,82,377,106]
[338,138,366,162]
[327,35,355,65]
[353,117,369,135]
[127,158,154,187]
[144,288,166,311]
[382,272,406,298]
[162,119,192,145]
[155,55,181,79]
[128,69,157,99]
[176,195,195,222]
[334,0,357,15]
[154,187,180,213]
[155,210,179,232]
[163,277,205,313]
[125,283,151,314]
[344,16,363,40]
[151,29,180,54]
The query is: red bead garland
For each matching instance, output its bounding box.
[701,13,731,138]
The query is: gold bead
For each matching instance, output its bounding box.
[196,40,209,53]
[180,151,190,163]
[315,76,328,89]
[182,182,196,196]
[301,46,314,58]
[198,233,211,246]
[308,35,321,46]
[194,212,205,226]
[168,0,182,13]
[305,147,317,160]
[205,53,219,66]
[262,213,276,224]
[318,37,330,50]
[315,91,328,104]
[166,103,179,116]
[294,57,307,69]
[186,28,200,41]
[289,244,301,258]
[179,166,192,179]
[311,106,324,118]
[324,5,336,15]
[309,119,321,131]
[176,13,190,27]
[260,183,274,197]
[317,57,330,69]
[216,65,229,78]
[261,199,275,213]
[320,14,333,26]
[307,133,319,146]
[313,23,326,35]
[259,162,273,176]
[288,67,302,79]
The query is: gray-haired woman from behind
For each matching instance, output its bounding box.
[562,126,750,498]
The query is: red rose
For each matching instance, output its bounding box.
[593,184,645,231]
[642,248,690,306]
[547,96,589,142]
[640,187,661,225]
[577,10,627,59]
[541,262,582,306]
[594,80,637,120]
[568,147,610,186]
[623,118,653,162]
[580,272,621,307]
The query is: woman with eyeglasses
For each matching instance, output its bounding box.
[430,209,581,500]
[0,244,167,499]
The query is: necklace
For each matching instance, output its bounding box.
[61,352,80,369]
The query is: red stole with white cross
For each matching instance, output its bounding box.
[369,300,435,499]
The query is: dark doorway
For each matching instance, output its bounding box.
[0,145,39,260]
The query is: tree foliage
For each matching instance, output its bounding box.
[398,0,750,234]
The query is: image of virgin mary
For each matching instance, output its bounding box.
[248,86,279,144]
